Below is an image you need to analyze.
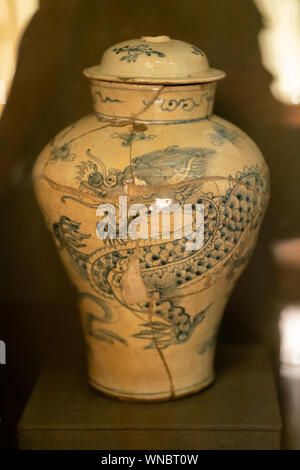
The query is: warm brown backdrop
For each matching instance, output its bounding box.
[1,0,299,447]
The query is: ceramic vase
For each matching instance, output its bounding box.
[33,36,270,401]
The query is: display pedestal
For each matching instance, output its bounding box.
[18,345,281,450]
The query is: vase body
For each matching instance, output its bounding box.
[33,41,269,401]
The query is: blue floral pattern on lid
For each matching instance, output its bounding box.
[113,44,166,63]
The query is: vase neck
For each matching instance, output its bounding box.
[89,80,216,124]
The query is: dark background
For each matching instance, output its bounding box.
[1,0,299,448]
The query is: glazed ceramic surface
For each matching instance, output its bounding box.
[33,37,269,401]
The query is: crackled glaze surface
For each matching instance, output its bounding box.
[33,38,269,401]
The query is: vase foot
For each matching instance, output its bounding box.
[88,374,215,402]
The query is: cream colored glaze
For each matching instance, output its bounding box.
[33,38,269,401]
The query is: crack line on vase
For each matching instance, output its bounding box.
[126,86,164,196]
[148,298,175,399]
[126,88,176,398]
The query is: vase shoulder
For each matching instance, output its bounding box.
[33,111,268,195]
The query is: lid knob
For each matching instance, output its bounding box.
[140,35,171,43]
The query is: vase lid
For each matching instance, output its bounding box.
[84,36,225,84]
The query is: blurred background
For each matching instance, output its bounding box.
[1,0,300,449]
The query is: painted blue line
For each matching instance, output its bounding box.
[95,112,211,125]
